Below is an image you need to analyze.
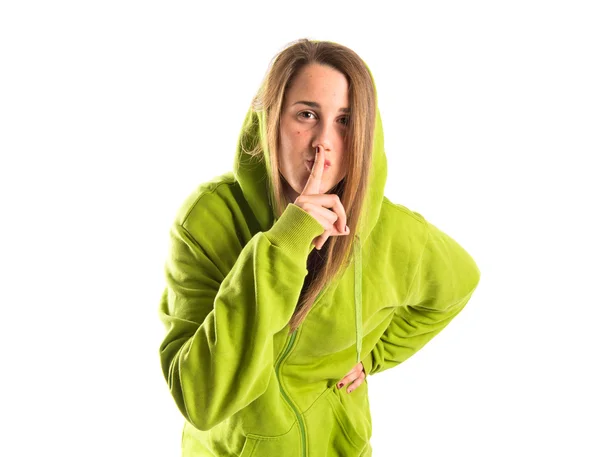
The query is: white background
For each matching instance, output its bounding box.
[1,1,599,456]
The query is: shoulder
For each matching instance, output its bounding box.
[368,197,430,262]
[381,197,425,221]
[379,196,428,240]
[171,172,246,250]
[172,172,236,225]
[363,197,431,295]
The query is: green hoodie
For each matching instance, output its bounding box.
[158,95,480,456]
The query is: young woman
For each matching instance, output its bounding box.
[158,38,480,457]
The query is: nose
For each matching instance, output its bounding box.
[311,122,336,153]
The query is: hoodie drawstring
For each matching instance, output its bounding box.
[353,234,363,365]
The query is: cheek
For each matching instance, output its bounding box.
[280,126,308,163]
[279,130,294,154]
[287,130,307,152]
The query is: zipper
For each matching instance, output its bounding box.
[274,329,305,456]
[274,288,326,457]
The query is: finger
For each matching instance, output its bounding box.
[336,363,364,389]
[302,203,338,250]
[345,370,366,394]
[324,193,347,235]
[314,230,331,250]
[297,194,348,236]
[302,202,339,228]
[301,145,325,196]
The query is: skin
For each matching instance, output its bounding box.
[279,63,351,250]
[337,362,366,394]
[278,63,349,203]
[296,145,349,249]
[279,64,367,392]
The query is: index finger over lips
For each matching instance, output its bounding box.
[301,145,324,196]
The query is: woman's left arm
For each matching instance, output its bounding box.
[361,218,481,377]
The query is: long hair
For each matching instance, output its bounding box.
[243,38,376,333]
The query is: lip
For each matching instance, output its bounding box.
[306,159,331,170]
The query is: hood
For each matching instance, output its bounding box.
[232,71,388,367]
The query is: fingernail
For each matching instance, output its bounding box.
[337,382,344,389]
[347,388,353,394]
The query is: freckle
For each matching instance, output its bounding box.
[296,131,301,135]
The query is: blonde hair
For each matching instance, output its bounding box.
[244,38,376,333]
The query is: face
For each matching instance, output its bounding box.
[278,63,350,202]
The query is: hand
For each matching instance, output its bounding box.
[336,362,366,394]
[293,145,350,250]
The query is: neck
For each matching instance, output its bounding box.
[281,179,299,204]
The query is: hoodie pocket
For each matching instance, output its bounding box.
[304,385,369,455]
[239,421,301,457]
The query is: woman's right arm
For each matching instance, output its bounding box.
[158,201,324,431]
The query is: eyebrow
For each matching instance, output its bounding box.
[292,101,350,113]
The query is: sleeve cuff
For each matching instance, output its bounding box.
[264,203,325,258]
[361,352,374,377]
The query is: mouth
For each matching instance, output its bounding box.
[306,159,331,171]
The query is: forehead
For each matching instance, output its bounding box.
[285,63,349,104]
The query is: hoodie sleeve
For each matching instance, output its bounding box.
[361,218,480,377]
[158,202,324,431]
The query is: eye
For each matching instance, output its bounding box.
[298,111,316,120]
[339,116,350,126]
